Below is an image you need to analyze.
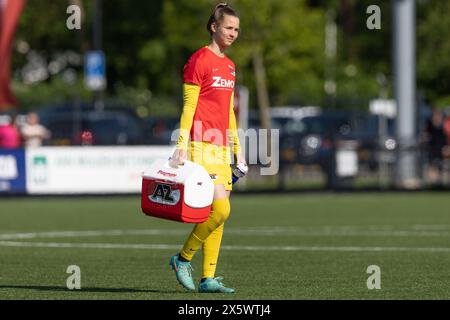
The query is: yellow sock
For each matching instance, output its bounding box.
[180,197,230,261]
[202,223,224,278]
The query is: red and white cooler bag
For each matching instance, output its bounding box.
[141,159,214,223]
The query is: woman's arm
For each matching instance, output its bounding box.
[170,83,200,166]
[228,93,245,164]
[176,83,201,150]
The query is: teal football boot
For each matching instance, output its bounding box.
[169,254,195,291]
[198,276,235,293]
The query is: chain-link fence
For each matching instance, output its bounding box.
[236,135,450,192]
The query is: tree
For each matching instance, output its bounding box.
[416,0,450,108]
[11,1,449,113]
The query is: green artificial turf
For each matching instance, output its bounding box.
[0,193,449,299]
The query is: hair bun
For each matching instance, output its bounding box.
[215,3,228,10]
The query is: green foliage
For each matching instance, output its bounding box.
[434,95,450,110]
[102,0,165,92]
[342,0,392,104]
[417,0,450,106]
[12,77,91,110]
[233,0,326,106]
[9,0,450,112]
[15,0,89,51]
[113,84,179,117]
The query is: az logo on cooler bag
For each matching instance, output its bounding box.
[141,159,214,223]
[150,183,180,206]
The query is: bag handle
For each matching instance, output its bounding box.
[166,157,186,169]
[154,179,177,185]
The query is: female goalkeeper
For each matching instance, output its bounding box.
[169,3,245,293]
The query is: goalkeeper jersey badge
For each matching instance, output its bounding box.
[150,183,180,206]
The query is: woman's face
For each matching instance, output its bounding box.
[212,14,240,49]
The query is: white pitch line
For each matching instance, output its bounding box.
[0,241,449,253]
[0,229,179,240]
[1,227,450,240]
[0,241,178,250]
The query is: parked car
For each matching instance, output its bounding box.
[280,111,355,161]
[249,108,378,188]
[351,113,396,170]
[141,116,179,145]
[248,106,321,134]
[36,102,145,145]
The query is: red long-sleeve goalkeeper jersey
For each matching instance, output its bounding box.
[183,47,236,147]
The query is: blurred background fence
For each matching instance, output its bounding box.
[2,103,449,194]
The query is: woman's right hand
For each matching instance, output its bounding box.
[169,148,187,168]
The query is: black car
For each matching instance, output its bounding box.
[141,116,179,145]
[350,113,396,171]
[273,111,362,188]
[37,102,145,145]
[278,111,355,164]
[246,109,358,188]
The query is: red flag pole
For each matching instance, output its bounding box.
[0,0,26,110]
